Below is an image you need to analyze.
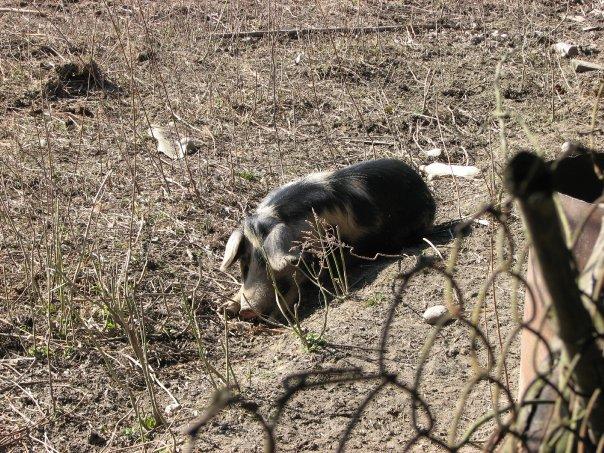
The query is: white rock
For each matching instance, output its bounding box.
[148,125,184,159]
[561,140,580,154]
[294,53,304,65]
[470,34,485,45]
[164,402,181,415]
[148,125,201,160]
[473,218,490,227]
[552,42,579,58]
[423,305,453,325]
[422,148,442,158]
[420,162,481,180]
[571,59,604,73]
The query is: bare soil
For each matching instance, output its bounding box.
[1,1,603,451]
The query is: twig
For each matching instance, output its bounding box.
[119,351,180,407]
[0,7,47,16]
[338,137,396,146]
[422,237,444,261]
[210,23,446,40]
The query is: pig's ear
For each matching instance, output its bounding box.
[263,223,300,272]
[220,229,244,271]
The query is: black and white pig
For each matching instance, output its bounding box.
[220,158,436,320]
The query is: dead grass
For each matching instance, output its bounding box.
[0,0,603,451]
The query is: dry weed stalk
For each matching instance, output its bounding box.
[2,1,604,450]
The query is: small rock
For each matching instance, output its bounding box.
[294,53,303,65]
[217,422,230,433]
[580,45,599,56]
[561,140,580,154]
[561,141,593,156]
[571,59,604,73]
[164,402,181,415]
[422,305,453,326]
[88,432,107,447]
[422,148,442,158]
[473,218,490,227]
[148,125,182,159]
[420,162,481,180]
[137,49,156,63]
[552,42,579,58]
[470,34,484,45]
[446,346,460,358]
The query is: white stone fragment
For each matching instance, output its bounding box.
[422,305,453,325]
[164,402,181,415]
[148,125,201,160]
[473,218,490,227]
[571,59,604,73]
[148,125,184,159]
[420,162,481,180]
[422,148,442,158]
[561,140,580,154]
[552,42,579,58]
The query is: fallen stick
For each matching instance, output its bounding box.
[339,137,396,146]
[210,23,446,40]
[0,7,47,16]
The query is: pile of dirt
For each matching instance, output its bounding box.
[42,60,120,98]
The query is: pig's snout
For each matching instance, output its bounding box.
[230,276,296,320]
[225,286,269,320]
[239,307,260,320]
[238,291,264,320]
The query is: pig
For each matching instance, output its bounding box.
[220,158,436,320]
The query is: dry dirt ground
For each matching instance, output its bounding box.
[1,1,603,451]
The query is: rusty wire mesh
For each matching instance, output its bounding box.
[184,195,602,452]
[1,2,603,451]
